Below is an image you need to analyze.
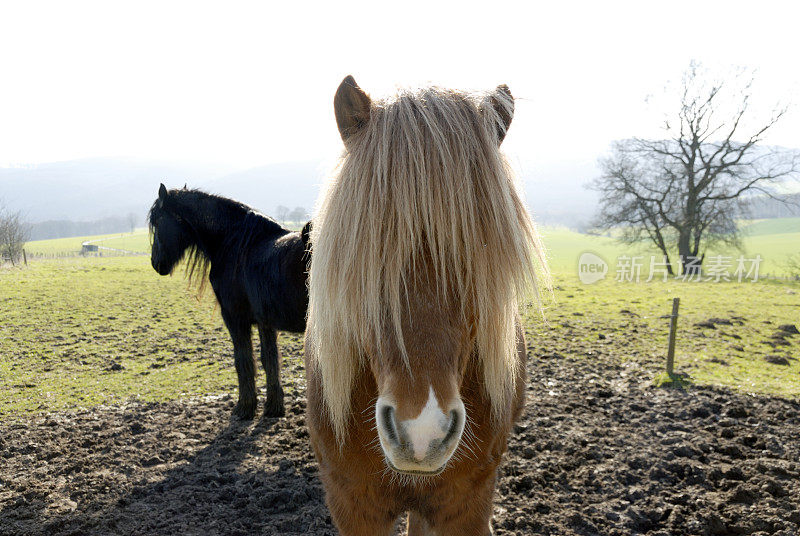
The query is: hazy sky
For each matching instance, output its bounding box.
[1,0,798,169]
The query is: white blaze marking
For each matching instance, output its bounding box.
[403,386,448,461]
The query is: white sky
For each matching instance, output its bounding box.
[0,0,798,169]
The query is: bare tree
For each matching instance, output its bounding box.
[288,206,309,224]
[785,253,800,279]
[126,212,137,233]
[0,203,30,266]
[275,205,290,224]
[591,62,800,275]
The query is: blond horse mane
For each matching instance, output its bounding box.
[308,84,549,443]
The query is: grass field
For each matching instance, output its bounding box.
[524,275,799,396]
[1,257,231,414]
[25,228,152,256]
[741,217,800,236]
[542,217,800,276]
[2,220,798,422]
[24,222,306,257]
[23,219,800,274]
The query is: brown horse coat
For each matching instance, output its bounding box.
[305,320,527,535]
[305,76,548,535]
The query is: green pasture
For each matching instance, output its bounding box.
[1,220,798,421]
[542,218,800,276]
[524,274,799,397]
[23,217,800,274]
[741,217,800,236]
[24,228,151,256]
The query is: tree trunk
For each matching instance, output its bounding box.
[663,254,674,276]
[681,255,703,276]
[677,231,702,276]
[681,257,703,276]
[654,243,675,276]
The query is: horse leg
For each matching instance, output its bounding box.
[428,510,493,536]
[258,325,284,418]
[425,485,495,536]
[325,491,397,536]
[407,512,433,536]
[224,317,257,420]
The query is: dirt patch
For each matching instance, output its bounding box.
[777,324,799,336]
[2,355,799,536]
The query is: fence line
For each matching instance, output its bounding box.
[24,250,148,260]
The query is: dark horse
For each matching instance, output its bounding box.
[148,184,311,419]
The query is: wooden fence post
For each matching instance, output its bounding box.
[666,297,680,376]
[22,249,27,266]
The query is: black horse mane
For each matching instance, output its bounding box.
[148,187,287,293]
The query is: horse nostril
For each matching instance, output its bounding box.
[381,405,399,445]
[442,409,462,446]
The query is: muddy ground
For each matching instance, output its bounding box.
[2,353,799,536]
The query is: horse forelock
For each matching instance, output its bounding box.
[308,85,550,444]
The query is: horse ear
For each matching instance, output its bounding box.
[301,220,313,250]
[485,84,514,145]
[334,75,371,144]
[159,183,168,200]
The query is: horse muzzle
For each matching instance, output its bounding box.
[152,258,171,276]
[375,389,466,475]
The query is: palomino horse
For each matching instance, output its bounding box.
[149,185,311,419]
[305,77,547,535]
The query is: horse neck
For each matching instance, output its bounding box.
[175,195,243,260]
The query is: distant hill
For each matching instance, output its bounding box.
[3,138,798,240]
[28,215,138,241]
[747,192,800,219]
[518,158,599,228]
[199,160,327,216]
[0,158,234,223]
[1,157,604,240]
[0,158,329,230]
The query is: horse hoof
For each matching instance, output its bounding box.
[263,400,285,418]
[232,402,256,420]
[264,392,286,417]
